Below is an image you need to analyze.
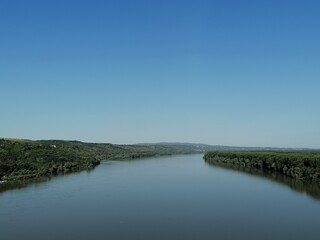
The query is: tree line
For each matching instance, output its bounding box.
[0,139,199,181]
[204,151,320,184]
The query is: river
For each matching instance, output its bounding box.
[1,154,320,240]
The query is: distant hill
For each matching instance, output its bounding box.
[136,142,317,152]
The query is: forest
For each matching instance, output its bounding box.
[204,151,320,184]
[0,138,200,181]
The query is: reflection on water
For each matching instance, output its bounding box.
[0,168,96,194]
[0,177,51,193]
[205,161,320,200]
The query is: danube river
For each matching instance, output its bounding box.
[1,154,319,240]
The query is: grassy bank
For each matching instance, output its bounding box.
[0,138,199,181]
[204,151,320,184]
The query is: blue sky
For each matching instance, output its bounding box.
[1,0,320,148]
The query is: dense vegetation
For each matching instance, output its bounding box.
[0,138,200,181]
[204,151,320,184]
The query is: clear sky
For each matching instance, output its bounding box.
[1,0,320,148]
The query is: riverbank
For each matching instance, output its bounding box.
[0,138,201,181]
[204,151,320,184]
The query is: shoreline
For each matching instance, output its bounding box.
[204,151,320,184]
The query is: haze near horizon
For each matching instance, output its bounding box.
[1,1,320,148]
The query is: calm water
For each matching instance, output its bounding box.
[1,154,320,240]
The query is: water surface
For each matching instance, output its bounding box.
[1,154,319,240]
